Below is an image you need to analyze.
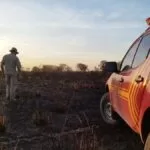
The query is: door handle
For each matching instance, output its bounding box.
[135,75,144,83]
[119,77,124,83]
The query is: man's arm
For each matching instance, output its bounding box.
[16,57,22,74]
[1,56,5,76]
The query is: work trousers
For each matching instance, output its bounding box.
[5,74,17,101]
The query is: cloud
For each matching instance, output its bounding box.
[0,0,148,68]
[0,0,145,31]
[107,12,122,20]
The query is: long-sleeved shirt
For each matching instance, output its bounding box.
[1,53,21,75]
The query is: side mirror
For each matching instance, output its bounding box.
[103,62,118,73]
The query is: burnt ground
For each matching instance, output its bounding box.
[0,72,144,150]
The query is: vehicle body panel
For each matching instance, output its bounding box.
[107,29,150,137]
[107,59,149,132]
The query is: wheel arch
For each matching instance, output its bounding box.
[141,107,150,143]
[105,84,109,92]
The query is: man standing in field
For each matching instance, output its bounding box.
[1,47,22,102]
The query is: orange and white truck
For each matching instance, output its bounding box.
[100,18,150,149]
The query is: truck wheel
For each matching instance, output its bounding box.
[100,92,119,125]
[144,133,150,150]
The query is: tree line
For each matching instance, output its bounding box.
[31,63,89,72]
[30,61,121,72]
[0,60,121,72]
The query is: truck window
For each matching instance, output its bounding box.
[132,34,150,68]
[120,38,141,71]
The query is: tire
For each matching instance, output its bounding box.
[100,92,120,125]
[144,133,150,150]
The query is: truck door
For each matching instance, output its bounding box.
[112,37,142,119]
[118,33,150,131]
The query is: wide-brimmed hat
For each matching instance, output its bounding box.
[9,47,19,54]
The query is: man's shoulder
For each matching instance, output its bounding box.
[3,54,9,58]
[9,54,17,59]
[4,54,17,59]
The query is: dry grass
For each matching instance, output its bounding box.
[0,72,144,150]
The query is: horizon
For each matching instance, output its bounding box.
[0,0,149,70]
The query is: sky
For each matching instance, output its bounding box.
[0,0,149,70]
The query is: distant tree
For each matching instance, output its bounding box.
[65,66,72,72]
[76,63,88,72]
[94,66,100,72]
[42,65,58,72]
[58,64,66,72]
[58,64,72,72]
[23,67,30,72]
[26,68,31,72]
[32,66,41,72]
[98,60,107,72]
